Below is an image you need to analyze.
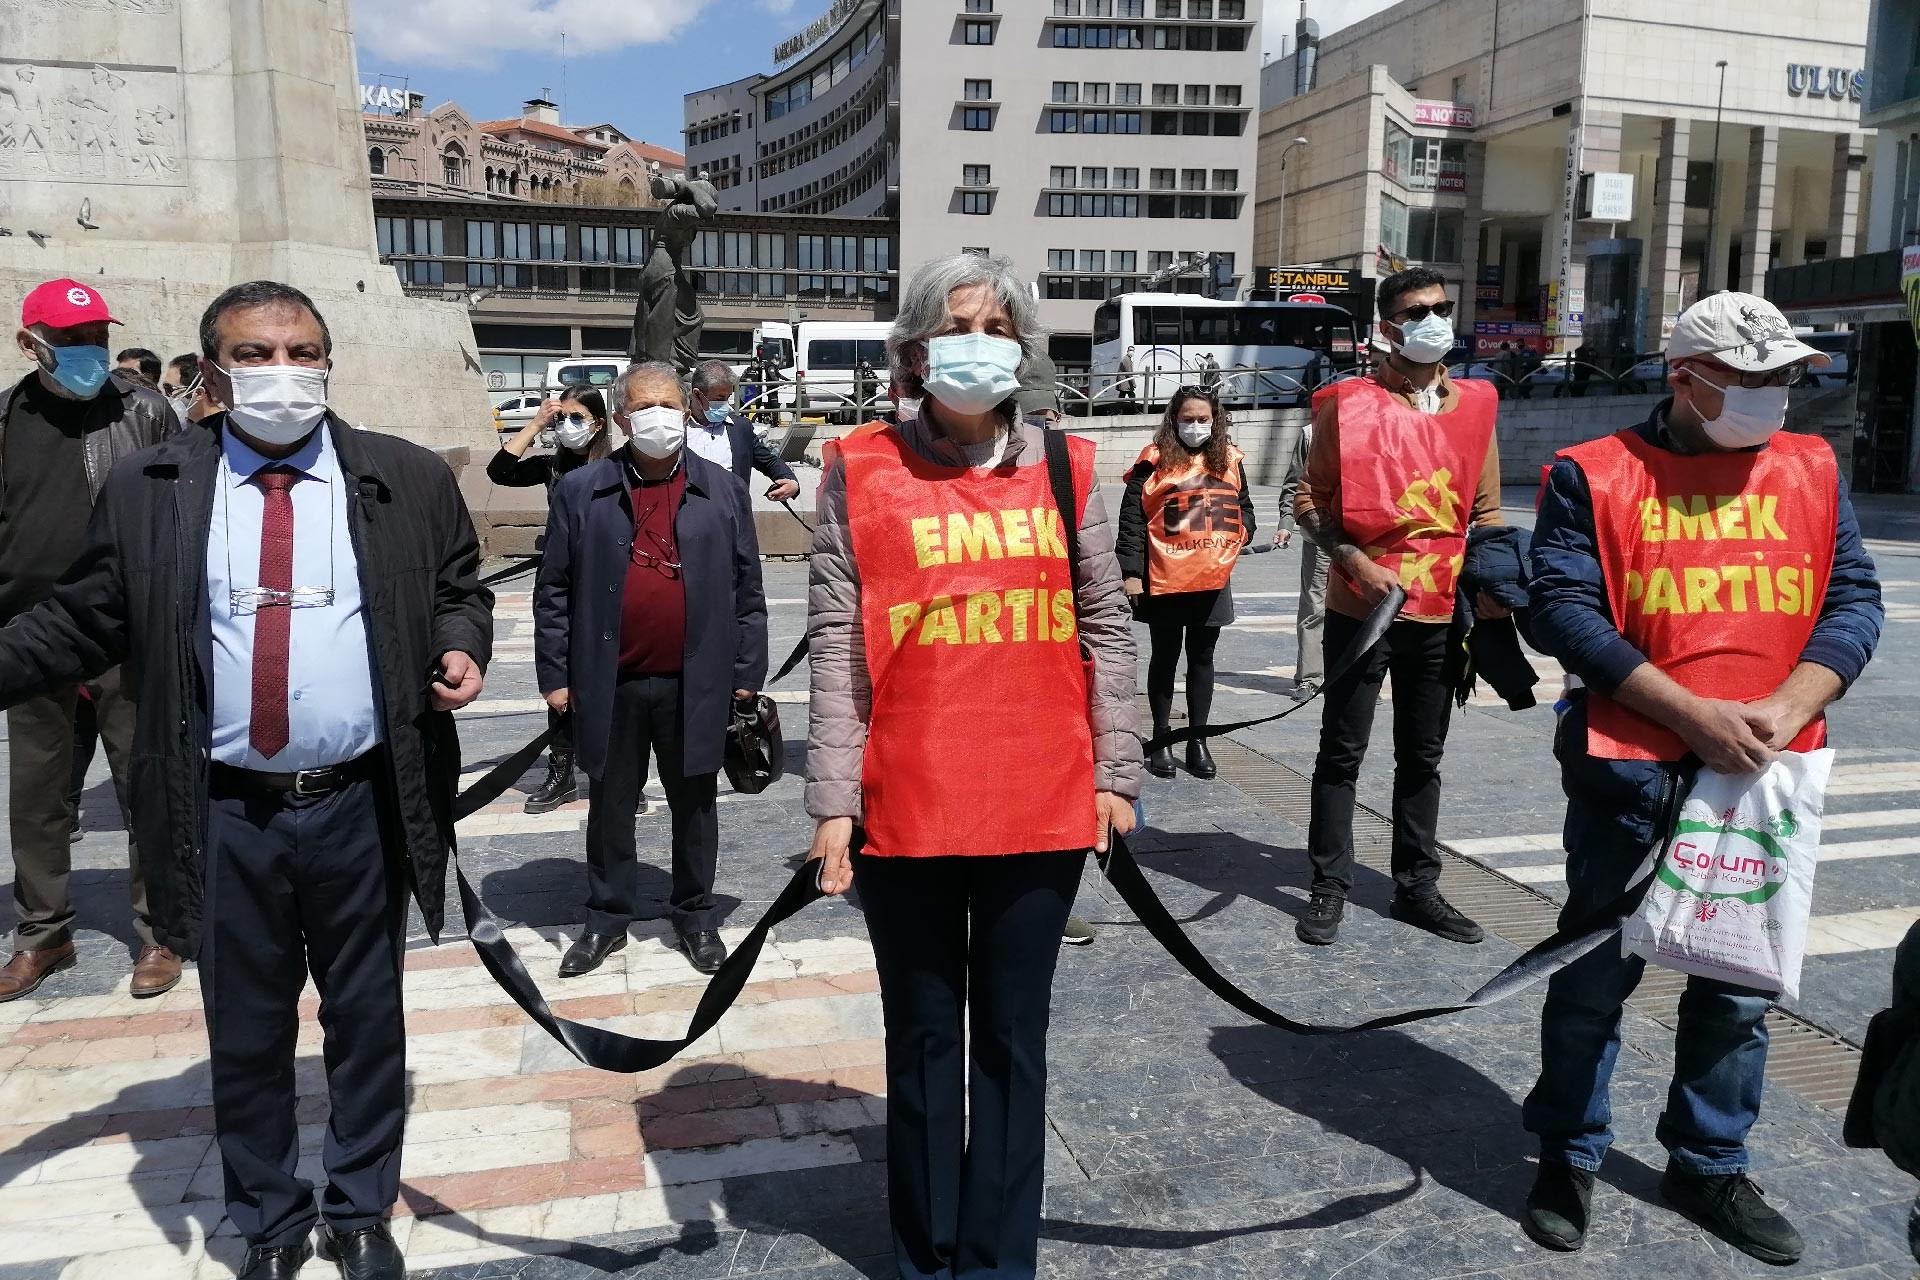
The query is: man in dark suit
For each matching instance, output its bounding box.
[686,359,800,499]
[536,360,768,978]
[0,280,491,1279]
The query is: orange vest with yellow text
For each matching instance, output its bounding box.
[1561,428,1839,761]
[840,427,1099,856]
[1315,377,1496,621]
[1134,443,1247,596]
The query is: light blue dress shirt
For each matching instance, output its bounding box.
[686,414,733,472]
[207,427,383,770]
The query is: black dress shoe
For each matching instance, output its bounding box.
[319,1221,405,1279]
[679,929,728,975]
[1186,740,1217,779]
[1523,1160,1594,1251]
[1147,745,1177,778]
[559,930,627,978]
[239,1234,314,1279]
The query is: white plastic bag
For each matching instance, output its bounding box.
[1621,749,1833,999]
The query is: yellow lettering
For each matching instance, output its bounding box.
[1032,507,1069,559]
[1640,498,1664,543]
[1682,566,1723,613]
[1625,570,1645,605]
[1005,588,1035,641]
[1777,565,1802,616]
[1643,567,1682,615]
[1746,494,1787,540]
[1803,566,1818,616]
[1035,587,1050,640]
[888,602,924,647]
[1721,564,1752,612]
[963,591,1004,643]
[911,517,945,569]
[917,595,962,645]
[1664,496,1716,541]
[946,512,1004,564]
[1399,552,1441,593]
[1756,564,1777,612]
[1002,509,1035,558]
[1713,496,1747,539]
[1050,590,1077,640]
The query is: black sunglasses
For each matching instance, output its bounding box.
[1684,360,1810,390]
[1388,300,1457,323]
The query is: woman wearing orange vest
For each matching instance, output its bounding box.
[1116,386,1255,779]
[803,253,1143,1280]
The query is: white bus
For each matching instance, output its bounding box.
[1090,294,1361,408]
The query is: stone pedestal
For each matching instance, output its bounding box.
[0,0,493,452]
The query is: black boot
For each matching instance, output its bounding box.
[1186,740,1217,779]
[524,750,579,814]
[1523,1161,1594,1251]
[1147,728,1177,779]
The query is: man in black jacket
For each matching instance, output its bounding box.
[0,281,491,1280]
[686,359,800,499]
[0,279,179,1002]
[537,361,767,979]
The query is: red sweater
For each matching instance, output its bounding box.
[618,467,686,675]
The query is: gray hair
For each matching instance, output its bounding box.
[613,360,684,414]
[887,253,1044,398]
[689,359,737,396]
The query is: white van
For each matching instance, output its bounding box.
[792,321,891,420]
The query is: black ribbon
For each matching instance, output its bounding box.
[480,555,543,588]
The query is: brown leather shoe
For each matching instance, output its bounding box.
[0,943,76,1002]
[130,945,182,998]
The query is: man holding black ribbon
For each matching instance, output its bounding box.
[0,280,491,1280]
[1521,292,1882,1263]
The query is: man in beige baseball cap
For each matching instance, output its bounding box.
[1516,288,1883,1264]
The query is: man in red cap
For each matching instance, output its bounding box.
[0,278,176,999]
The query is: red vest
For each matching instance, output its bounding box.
[1315,377,1496,621]
[840,427,1099,857]
[1133,443,1247,596]
[1562,428,1839,761]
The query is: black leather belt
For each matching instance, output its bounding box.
[211,751,378,798]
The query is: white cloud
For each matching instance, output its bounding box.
[355,0,712,70]
[758,0,800,12]
[1261,0,1404,56]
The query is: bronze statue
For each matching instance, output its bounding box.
[629,166,719,369]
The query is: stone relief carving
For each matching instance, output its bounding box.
[0,61,181,184]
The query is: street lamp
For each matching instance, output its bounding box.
[1704,59,1729,295]
[1276,135,1310,264]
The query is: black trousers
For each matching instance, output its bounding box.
[1146,620,1221,736]
[1306,611,1453,897]
[854,850,1085,1280]
[584,674,720,935]
[548,705,575,755]
[201,769,406,1249]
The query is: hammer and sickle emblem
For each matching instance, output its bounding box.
[1394,468,1463,538]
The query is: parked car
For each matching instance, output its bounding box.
[492,393,542,434]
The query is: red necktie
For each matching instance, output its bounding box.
[250,466,299,759]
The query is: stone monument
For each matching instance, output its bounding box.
[629,168,719,369]
[0,0,493,452]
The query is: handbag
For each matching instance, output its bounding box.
[724,693,785,795]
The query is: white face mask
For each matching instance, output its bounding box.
[553,417,599,451]
[1390,312,1457,365]
[626,405,686,460]
[218,363,328,447]
[1177,419,1213,449]
[1691,370,1789,449]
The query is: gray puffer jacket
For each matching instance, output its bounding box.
[805,414,1144,822]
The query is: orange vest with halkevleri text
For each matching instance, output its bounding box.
[1562,428,1839,762]
[840,426,1099,857]
[1134,442,1247,596]
[1314,377,1497,621]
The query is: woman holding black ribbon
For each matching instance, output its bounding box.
[803,252,1143,1280]
[488,387,610,813]
[1116,386,1255,781]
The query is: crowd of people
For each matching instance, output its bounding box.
[0,257,1891,1280]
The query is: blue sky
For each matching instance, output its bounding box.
[350,0,1397,152]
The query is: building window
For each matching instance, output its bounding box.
[964,20,995,44]
[963,191,995,214]
[1382,119,1413,185]
[1379,193,1410,258]
[963,107,994,130]
[1114,112,1142,134]
[1152,25,1180,48]
[966,0,994,9]
[464,220,496,287]
[1217,24,1247,50]
[1084,111,1110,133]
[1212,111,1244,136]
[1182,112,1209,136]
[1216,84,1242,106]
[1114,250,1137,271]
[1150,111,1179,135]
[1155,0,1180,14]
[1047,249,1074,271]
[1185,84,1211,106]
[1115,167,1140,188]
[1048,110,1080,134]
[1050,165,1077,188]
[1082,167,1108,188]
[963,164,993,186]
[1188,0,1212,14]
[1053,0,1081,10]
[1080,250,1107,273]
[965,78,994,100]
[1409,208,1464,262]
[1116,82,1142,104]
[962,246,991,256]
[1084,25,1113,47]
[1153,83,1177,105]
[1212,168,1238,191]
[863,237,892,272]
[368,147,386,176]
[1084,82,1110,104]
[1052,81,1079,104]
[1181,168,1205,190]
[1219,0,1245,14]
[1052,23,1081,46]
[1151,167,1175,189]
[441,146,465,188]
[1115,22,1143,45]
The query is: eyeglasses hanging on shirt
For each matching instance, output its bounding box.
[222,460,336,616]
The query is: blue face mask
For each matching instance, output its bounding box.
[34,338,112,399]
[705,405,731,424]
[924,333,1023,415]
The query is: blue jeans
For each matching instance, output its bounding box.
[1521,701,1773,1175]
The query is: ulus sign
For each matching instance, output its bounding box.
[1785,65,1863,102]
